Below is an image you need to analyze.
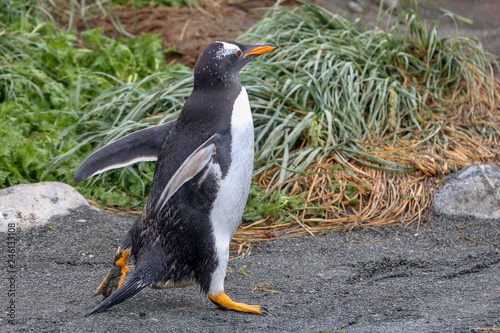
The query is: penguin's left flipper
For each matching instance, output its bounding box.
[74,121,176,183]
[95,248,130,298]
[209,292,267,315]
[155,133,223,213]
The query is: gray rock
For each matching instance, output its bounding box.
[434,164,500,219]
[348,1,364,13]
[374,0,400,10]
[0,182,89,232]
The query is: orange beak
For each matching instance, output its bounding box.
[244,45,276,58]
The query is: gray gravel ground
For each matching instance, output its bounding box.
[1,206,498,332]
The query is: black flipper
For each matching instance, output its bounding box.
[74,121,176,183]
[89,275,147,315]
[154,133,222,213]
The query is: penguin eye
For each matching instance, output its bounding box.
[235,50,242,57]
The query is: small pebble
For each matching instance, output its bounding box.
[348,1,364,13]
[76,219,87,223]
[376,0,400,9]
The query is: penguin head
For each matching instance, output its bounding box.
[193,41,275,89]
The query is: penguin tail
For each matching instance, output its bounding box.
[88,275,147,315]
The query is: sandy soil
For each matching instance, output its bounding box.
[1,206,498,332]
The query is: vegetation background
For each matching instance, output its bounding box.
[1,0,499,240]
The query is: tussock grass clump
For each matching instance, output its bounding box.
[232,1,500,238]
[241,1,499,172]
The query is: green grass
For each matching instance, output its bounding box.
[0,1,187,208]
[240,0,497,171]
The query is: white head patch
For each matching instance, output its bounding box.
[215,41,241,60]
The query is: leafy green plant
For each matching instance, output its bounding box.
[243,183,308,223]
[0,4,177,209]
[239,266,251,277]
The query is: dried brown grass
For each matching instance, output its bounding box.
[234,76,500,243]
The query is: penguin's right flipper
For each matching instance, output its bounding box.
[74,120,176,183]
[89,275,147,315]
[155,133,222,213]
[95,247,131,298]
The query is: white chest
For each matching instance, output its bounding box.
[210,87,254,243]
[207,87,254,295]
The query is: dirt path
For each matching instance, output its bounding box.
[2,207,498,332]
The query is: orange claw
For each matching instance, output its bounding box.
[115,251,129,288]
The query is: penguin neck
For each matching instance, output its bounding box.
[177,79,243,133]
[193,70,240,91]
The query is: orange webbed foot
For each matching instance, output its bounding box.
[209,292,266,315]
[95,248,130,298]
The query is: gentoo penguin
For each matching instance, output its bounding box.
[74,41,275,315]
